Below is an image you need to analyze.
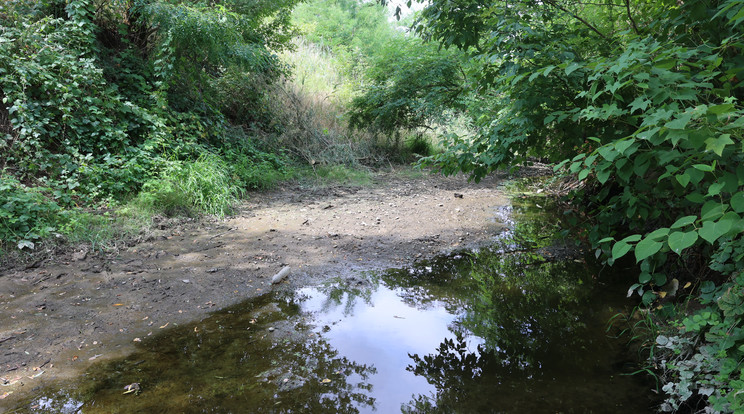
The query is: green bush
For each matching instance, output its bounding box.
[656,273,744,412]
[0,175,62,249]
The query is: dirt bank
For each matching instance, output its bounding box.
[0,167,529,407]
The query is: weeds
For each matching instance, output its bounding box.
[135,154,242,217]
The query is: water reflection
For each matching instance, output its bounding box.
[12,195,657,413]
[17,294,377,413]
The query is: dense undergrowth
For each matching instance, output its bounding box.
[0,0,436,259]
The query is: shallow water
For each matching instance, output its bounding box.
[11,194,658,413]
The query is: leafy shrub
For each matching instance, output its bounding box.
[0,175,62,249]
[656,273,744,412]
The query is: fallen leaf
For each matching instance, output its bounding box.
[113,303,124,307]
[159,322,169,329]
[0,391,13,399]
[72,356,79,361]
[321,379,331,384]
[684,282,692,289]
[133,338,141,342]
[659,291,668,299]
[89,354,103,361]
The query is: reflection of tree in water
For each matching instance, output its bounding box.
[313,276,377,316]
[399,236,649,412]
[382,244,596,373]
[24,293,377,414]
[403,331,649,413]
[462,252,595,371]
[403,335,504,414]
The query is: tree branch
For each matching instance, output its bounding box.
[624,0,640,35]
[544,0,609,41]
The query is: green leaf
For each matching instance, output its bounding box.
[597,146,618,161]
[612,241,632,260]
[686,192,706,204]
[704,134,734,156]
[693,164,715,172]
[671,216,697,229]
[731,192,744,213]
[596,169,610,184]
[628,97,650,113]
[708,182,724,196]
[578,169,590,181]
[707,103,735,115]
[620,234,642,243]
[614,139,634,155]
[701,201,727,221]
[639,272,652,284]
[676,173,690,188]
[647,227,670,241]
[667,230,698,254]
[564,62,581,76]
[685,167,705,185]
[698,219,734,244]
[665,112,693,129]
[635,237,663,262]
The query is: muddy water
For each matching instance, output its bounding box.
[9,195,658,413]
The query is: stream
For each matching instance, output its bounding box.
[9,190,659,413]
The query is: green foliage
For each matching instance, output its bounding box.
[222,135,293,190]
[404,135,435,157]
[0,0,307,251]
[0,175,62,249]
[403,0,744,410]
[349,37,466,136]
[0,6,144,176]
[656,273,744,412]
[135,153,242,217]
[291,0,395,80]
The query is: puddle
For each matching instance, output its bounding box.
[9,195,659,413]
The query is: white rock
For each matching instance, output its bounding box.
[271,266,292,284]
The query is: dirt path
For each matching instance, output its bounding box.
[0,168,518,407]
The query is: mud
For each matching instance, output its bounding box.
[0,167,533,407]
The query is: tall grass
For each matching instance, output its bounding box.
[279,38,356,104]
[135,154,242,217]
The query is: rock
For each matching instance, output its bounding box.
[271,266,291,284]
[73,250,88,261]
